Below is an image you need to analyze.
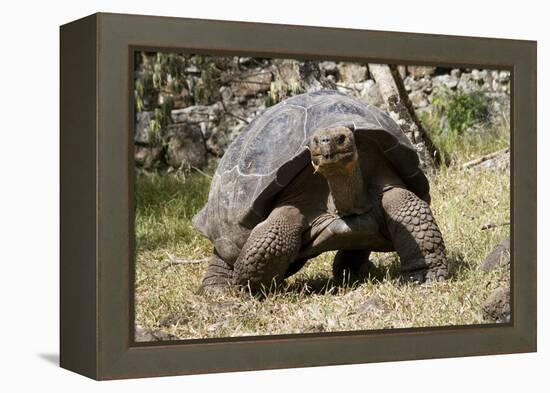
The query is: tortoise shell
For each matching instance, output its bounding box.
[193,90,429,253]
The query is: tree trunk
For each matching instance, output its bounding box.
[299,60,336,92]
[368,64,438,169]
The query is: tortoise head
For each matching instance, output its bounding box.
[308,126,358,175]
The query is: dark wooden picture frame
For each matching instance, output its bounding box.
[60,12,537,380]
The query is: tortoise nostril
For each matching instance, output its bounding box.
[320,136,330,144]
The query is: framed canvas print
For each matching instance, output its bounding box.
[60,12,537,380]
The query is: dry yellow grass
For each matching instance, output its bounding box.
[134,154,510,340]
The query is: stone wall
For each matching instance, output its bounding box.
[134,53,510,171]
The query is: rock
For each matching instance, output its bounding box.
[409,90,429,108]
[135,326,177,342]
[403,76,413,92]
[238,56,252,65]
[231,69,272,97]
[432,74,459,89]
[471,151,510,172]
[135,111,154,144]
[207,97,259,153]
[319,61,338,76]
[305,323,326,333]
[471,69,488,81]
[184,65,200,74]
[337,63,367,84]
[219,85,233,102]
[482,287,510,323]
[407,65,436,78]
[403,76,432,93]
[171,102,225,147]
[358,79,385,107]
[165,123,207,169]
[221,100,264,151]
[135,326,156,342]
[458,70,494,92]
[171,102,223,124]
[151,329,177,341]
[206,125,231,157]
[457,72,477,92]
[481,238,511,272]
[172,88,193,109]
[488,92,511,116]
[245,97,267,114]
[497,70,510,84]
[135,145,164,169]
[491,76,510,94]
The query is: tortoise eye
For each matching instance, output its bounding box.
[337,134,346,144]
[313,137,319,144]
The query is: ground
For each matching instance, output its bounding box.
[134,130,510,340]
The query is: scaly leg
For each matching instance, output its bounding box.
[382,187,448,282]
[233,205,306,293]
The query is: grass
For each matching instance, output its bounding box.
[134,125,510,339]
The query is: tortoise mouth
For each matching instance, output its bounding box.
[311,150,356,168]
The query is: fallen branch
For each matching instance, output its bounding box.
[368,63,436,168]
[227,79,271,86]
[191,166,213,179]
[481,221,510,231]
[462,148,510,169]
[333,83,354,91]
[166,257,209,264]
[161,252,210,270]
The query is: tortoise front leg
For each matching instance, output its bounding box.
[382,187,448,282]
[233,205,306,293]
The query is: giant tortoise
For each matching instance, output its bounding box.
[193,90,448,292]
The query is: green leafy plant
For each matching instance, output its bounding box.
[432,86,489,134]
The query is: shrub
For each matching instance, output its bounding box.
[421,87,507,164]
[432,86,489,134]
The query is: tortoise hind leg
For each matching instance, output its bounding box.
[332,250,373,285]
[233,205,306,293]
[201,251,234,292]
[382,187,448,282]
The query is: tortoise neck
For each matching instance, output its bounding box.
[324,161,367,216]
